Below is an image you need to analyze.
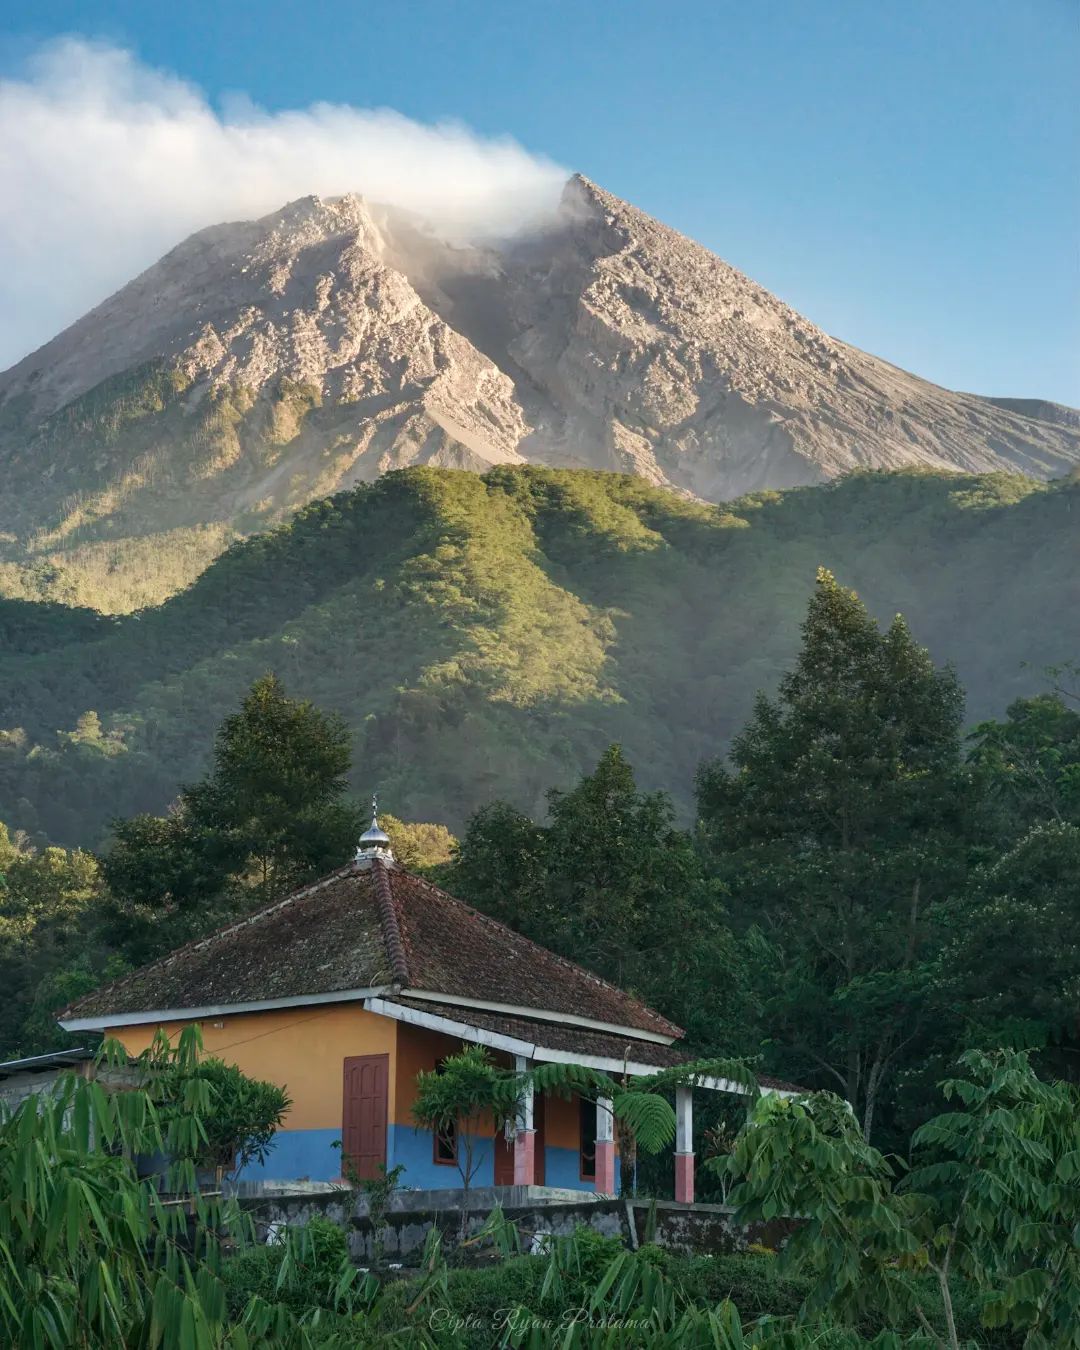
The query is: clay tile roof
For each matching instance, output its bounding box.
[383,867,681,1039]
[388,998,691,1068]
[59,859,683,1042]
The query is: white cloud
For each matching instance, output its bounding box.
[0,37,567,370]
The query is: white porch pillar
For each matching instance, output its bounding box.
[674,1084,694,1203]
[595,1096,616,1194]
[513,1054,537,1186]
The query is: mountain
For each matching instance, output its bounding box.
[978,396,1080,430]
[0,465,1075,848]
[1,177,1077,612]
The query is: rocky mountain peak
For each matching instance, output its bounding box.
[0,175,1077,608]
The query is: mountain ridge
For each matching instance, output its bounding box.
[0,465,1074,849]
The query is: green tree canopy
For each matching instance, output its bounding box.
[100,675,364,964]
[947,821,1080,1079]
[186,672,363,894]
[379,814,456,872]
[969,692,1080,834]
[449,746,747,1048]
[0,823,108,1058]
[697,569,976,1137]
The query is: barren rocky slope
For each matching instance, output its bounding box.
[1,174,1076,608]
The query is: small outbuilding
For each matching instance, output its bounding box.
[0,1048,97,1111]
[0,1047,138,1111]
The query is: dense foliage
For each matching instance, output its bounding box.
[1,466,1076,848]
[3,1044,1037,1348]
[0,820,114,1058]
[104,673,361,911]
[2,465,1077,1344]
[695,568,974,1138]
[718,1049,1080,1348]
[1,557,1076,1160]
[162,1055,293,1177]
[98,673,363,966]
[447,745,739,1043]
[441,573,1077,1152]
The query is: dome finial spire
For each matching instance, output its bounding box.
[356,792,393,862]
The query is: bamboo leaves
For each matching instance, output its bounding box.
[0,1025,340,1348]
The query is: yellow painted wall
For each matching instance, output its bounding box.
[107,1004,399,1131]
[395,1023,457,1124]
[394,1024,515,1133]
[106,1009,616,1163]
[544,1090,580,1150]
[543,1092,619,1156]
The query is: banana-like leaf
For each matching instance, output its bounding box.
[611,1090,677,1153]
[628,1057,762,1099]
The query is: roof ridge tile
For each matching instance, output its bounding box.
[372,858,410,986]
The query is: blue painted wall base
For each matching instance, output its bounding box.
[238,1125,614,1194]
[236,1128,342,1184]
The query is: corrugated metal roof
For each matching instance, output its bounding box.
[0,1047,94,1078]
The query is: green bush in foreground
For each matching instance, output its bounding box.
[0,1029,380,1349]
[2,1032,1060,1347]
[365,1242,1015,1348]
[717,1049,1078,1349]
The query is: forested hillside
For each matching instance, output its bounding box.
[0,465,1075,847]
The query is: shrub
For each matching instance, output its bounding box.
[374,1243,1023,1347]
[563,1225,625,1282]
[221,1216,361,1322]
[665,1252,812,1319]
[374,1254,547,1330]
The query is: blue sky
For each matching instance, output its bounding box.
[4,0,1078,402]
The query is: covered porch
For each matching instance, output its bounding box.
[369,994,773,1203]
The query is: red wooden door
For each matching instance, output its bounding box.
[493,1122,513,1185]
[493,1095,546,1185]
[342,1054,388,1181]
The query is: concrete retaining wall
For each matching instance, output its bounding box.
[238,1186,792,1264]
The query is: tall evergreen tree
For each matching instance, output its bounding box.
[697,569,974,1138]
[103,675,363,942]
[449,746,748,1049]
[186,673,362,894]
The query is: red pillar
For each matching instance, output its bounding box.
[595,1097,616,1193]
[675,1084,694,1203]
[514,1128,537,1185]
[674,1151,695,1204]
[513,1056,537,1186]
[595,1139,616,1194]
